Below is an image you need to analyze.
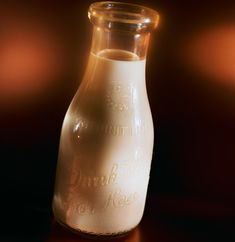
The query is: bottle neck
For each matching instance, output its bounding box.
[90,26,150,60]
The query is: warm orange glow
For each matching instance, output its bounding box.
[184,24,235,86]
[0,14,64,104]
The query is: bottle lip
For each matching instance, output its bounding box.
[88,1,160,33]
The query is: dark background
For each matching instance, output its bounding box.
[1,0,235,240]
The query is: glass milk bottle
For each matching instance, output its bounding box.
[52,1,159,239]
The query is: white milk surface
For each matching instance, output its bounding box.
[53,49,154,235]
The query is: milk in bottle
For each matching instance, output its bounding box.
[52,1,159,239]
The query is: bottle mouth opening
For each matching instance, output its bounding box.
[88,1,160,33]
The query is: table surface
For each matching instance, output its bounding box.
[1,193,235,242]
[45,195,235,242]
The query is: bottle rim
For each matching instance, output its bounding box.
[88,1,160,33]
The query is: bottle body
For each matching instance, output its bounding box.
[52,49,154,236]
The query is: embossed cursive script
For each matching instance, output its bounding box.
[75,164,118,188]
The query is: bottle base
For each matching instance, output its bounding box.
[54,216,135,240]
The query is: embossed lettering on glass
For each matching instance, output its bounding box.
[52,1,159,239]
